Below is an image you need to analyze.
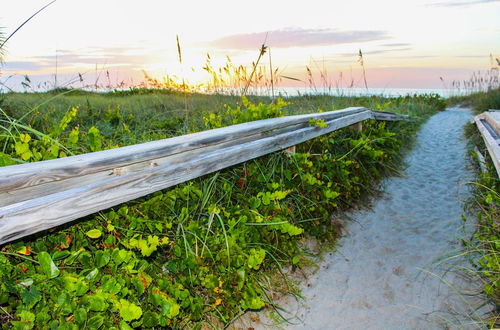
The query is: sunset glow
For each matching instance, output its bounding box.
[1,0,499,90]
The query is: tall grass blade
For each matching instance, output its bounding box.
[0,0,57,51]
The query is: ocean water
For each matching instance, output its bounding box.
[0,74,478,98]
[239,86,475,98]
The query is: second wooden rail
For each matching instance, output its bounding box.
[474,109,500,177]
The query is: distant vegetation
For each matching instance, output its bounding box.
[449,88,500,115]
[447,55,499,111]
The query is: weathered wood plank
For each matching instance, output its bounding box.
[473,146,488,174]
[0,120,319,207]
[0,111,372,244]
[371,111,409,121]
[484,110,500,134]
[474,114,500,177]
[350,122,363,132]
[0,107,368,193]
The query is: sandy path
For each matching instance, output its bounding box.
[254,107,485,329]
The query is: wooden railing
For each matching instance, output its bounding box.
[0,108,407,245]
[474,110,500,177]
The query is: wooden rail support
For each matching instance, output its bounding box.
[284,145,296,155]
[0,107,408,245]
[350,122,363,132]
[474,110,500,177]
[473,146,488,174]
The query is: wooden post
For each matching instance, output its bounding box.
[474,146,488,174]
[284,145,296,155]
[474,113,500,177]
[350,121,363,132]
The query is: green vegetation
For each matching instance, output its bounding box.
[447,86,500,327]
[467,166,500,327]
[448,88,500,115]
[456,88,500,327]
[0,91,444,328]
[0,90,443,153]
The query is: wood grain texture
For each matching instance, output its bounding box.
[371,111,409,121]
[0,120,320,207]
[0,107,368,194]
[474,146,488,174]
[0,108,408,245]
[483,110,500,133]
[350,122,363,132]
[474,115,500,177]
[0,111,373,244]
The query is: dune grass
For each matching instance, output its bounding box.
[0,89,443,150]
[448,88,500,115]
[445,88,500,327]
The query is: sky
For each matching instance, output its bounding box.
[0,0,499,90]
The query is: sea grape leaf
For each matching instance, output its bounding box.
[161,300,180,319]
[85,229,102,239]
[119,321,134,330]
[87,126,102,152]
[95,250,110,268]
[56,291,73,315]
[85,294,108,312]
[142,311,159,327]
[87,315,104,329]
[11,310,35,330]
[17,279,34,287]
[118,299,143,322]
[38,252,60,278]
[280,223,304,236]
[16,246,31,255]
[74,308,87,324]
[63,276,88,296]
[245,296,264,310]
[20,285,41,308]
[247,248,266,270]
[85,268,99,282]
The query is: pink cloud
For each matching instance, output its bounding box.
[205,28,390,50]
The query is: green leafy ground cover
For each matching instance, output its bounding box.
[457,88,500,327]
[468,168,500,327]
[0,91,444,329]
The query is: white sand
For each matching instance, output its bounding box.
[246,107,490,329]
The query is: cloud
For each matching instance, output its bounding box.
[430,0,499,7]
[381,43,412,47]
[3,46,162,74]
[34,46,151,65]
[407,55,439,58]
[2,61,52,71]
[205,28,390,50]
[336,47,412,58]
[453,55,491,58]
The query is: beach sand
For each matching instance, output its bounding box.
[242,107,490,329]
